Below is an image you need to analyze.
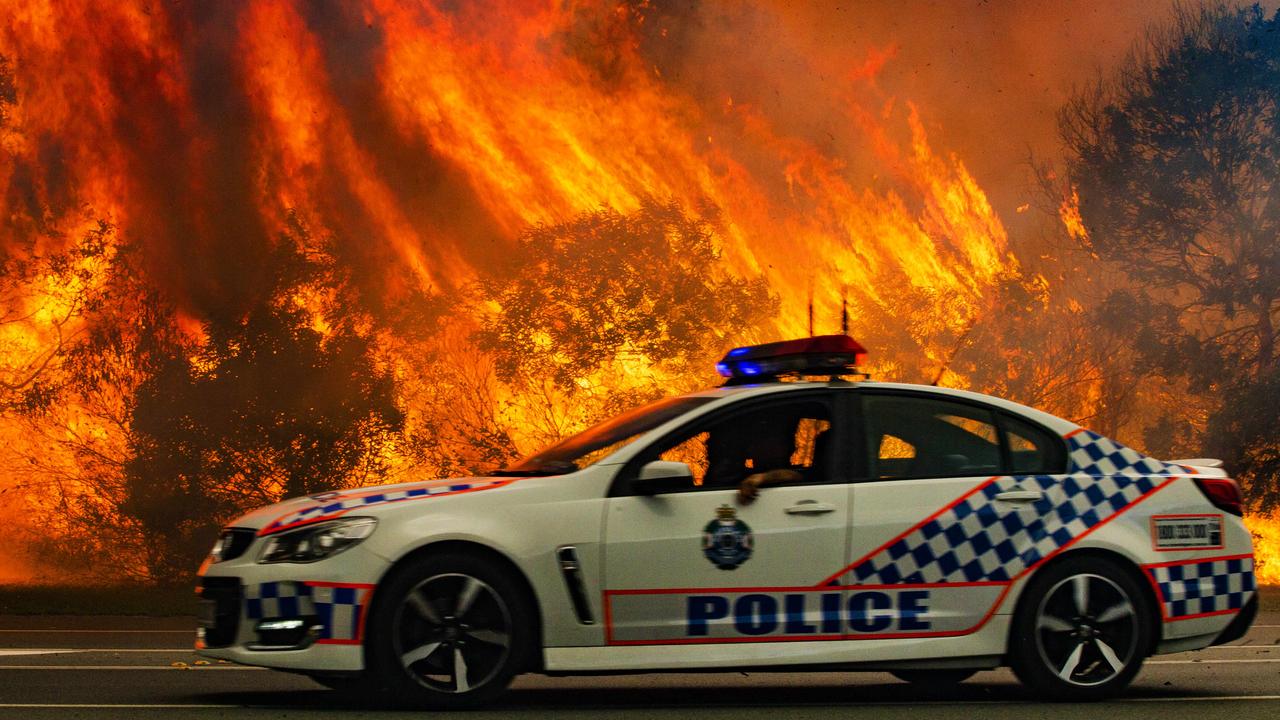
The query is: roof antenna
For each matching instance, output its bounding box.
[840,290,848,335]
[807,283,814,337]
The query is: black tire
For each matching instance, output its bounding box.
[889,669,976,686]
[1009,556,1153,702]
[365,552,536,709]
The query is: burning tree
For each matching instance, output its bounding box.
[481,198,775,391]
[5,0,1242,583]
[7,220,405,582]
[417,198,778,471]
[122,235,403,580]
[1058,2,1280,510]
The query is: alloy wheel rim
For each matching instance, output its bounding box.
[392,573,512,693]
[1034,573,1138,687]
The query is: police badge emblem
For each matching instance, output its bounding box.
[702,505,753,570]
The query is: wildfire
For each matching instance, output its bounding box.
[0,1,1274,583]
[1059,188,1090,246]
[1246,514,1280,586]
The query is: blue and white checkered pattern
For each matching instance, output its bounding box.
[827,430,1194,587]
[244,581,371,641]
[309,585,372,641]
[1067,429,1188,476]
[261,479,508,535]
[834,471,1173,586]
[1150,557,1256,619]
[245,581,315,620]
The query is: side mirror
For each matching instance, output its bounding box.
[631,461,694,496]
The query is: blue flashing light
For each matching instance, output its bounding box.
[714,335,869,383]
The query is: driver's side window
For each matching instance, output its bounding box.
[646,397,834,492]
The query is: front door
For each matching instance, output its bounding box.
[601,393,852,645]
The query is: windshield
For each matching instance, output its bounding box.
[498,396,715,476]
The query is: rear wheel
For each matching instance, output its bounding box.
[1010,556,1152,701]
[367,553,535,709]
[889,669,976,686]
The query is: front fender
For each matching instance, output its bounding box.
[359,470,613,649]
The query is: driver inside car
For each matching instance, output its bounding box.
[701,413,818,504]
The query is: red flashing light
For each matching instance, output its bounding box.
[716,334,868,382]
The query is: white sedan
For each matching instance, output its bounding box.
[196,335,1257,707]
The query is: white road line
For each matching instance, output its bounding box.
[1178,647,1272,652]
[0,629,190,633]
[78,648,198,653]
[0,704,239,709]
[1125,695,1280,702]
[0,697,1269,709]
[0,695,1276,710]
[0,649,197,653]
[1148,658,1280,664]
[0,665,263,670]
[2,654,1278,668]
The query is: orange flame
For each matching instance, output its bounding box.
[1059,188,1090,245]
[1245,513,1280,585]
[0,1,1274,580]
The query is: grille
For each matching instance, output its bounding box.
[199,577,242,648]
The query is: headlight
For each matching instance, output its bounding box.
[209,534,231,563]
[258,518,377,564]
[208,528,255,564]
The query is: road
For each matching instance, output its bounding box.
[0,613,1277,718]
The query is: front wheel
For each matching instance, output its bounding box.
[1009,557,1153,702]
[366,553,536,709]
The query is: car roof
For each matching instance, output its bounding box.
[678,380,1079,436]
[593,379,1081,469]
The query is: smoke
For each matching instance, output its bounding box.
[1,0,1216,321]
[630,0,1206,239]
[3,0,1279,582]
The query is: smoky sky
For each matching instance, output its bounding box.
[632,0,1280,243]
[6,0,1272,320]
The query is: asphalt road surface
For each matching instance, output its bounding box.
[0,614,1277,719]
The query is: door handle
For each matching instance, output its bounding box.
[785,501,836,515]
[994,490,1043,503]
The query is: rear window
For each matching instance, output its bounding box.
[1000,413,1067,474]
[861,393,1066,479]
[863,395,1002,480]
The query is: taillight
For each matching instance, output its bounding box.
[1194,477,1243,517]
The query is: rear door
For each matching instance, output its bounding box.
[829,391,1066,639]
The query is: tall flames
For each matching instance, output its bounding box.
[0,0,1274,584]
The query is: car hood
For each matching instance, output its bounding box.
[229,476,516,536]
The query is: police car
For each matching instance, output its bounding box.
[196,335,1257,707]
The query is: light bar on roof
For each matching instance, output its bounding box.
[715,334,868,382]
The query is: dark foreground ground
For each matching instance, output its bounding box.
[0,612,1277,719]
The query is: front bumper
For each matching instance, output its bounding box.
[195,543,387,672]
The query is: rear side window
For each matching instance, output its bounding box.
[1000,413,1067,474]
[863,395,1002,480]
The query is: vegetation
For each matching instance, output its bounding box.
[1,199,774,584]
[1058,2,1280,510]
